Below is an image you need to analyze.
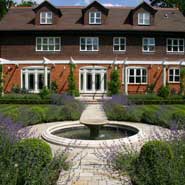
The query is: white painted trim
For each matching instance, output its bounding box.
[80,37,99,52]
[138,12,150,25]
[168,67,180,83]
[1,58,185,65]
[113,37,126,52]
[126,66,148,85]
[166,38,184,53]
[40,11,53,25]
[36,37,61,52]
[142,37,155,53]
[21,67,50,93]
[79,66,107,93]
[89,11,102,25]
[80,66,107,70]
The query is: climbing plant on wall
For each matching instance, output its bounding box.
[108,66,121,96]
[180,68,185,95]
[0,64,3,96]
[68,63,79,97]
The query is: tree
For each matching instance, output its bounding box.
[17,0,37,7]
[0,65,3,96]
[150,0,185,14]
[0,0,15,19]
[68,63,79,97]
[108,66,121,95]
[180,68,185,95]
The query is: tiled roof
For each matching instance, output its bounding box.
[0,5,184,32]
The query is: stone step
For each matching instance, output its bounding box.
[76,96,111,104]
[80,93,107,98]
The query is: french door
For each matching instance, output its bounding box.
[80,67,107,94]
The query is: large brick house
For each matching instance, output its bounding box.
[0,0,185,95]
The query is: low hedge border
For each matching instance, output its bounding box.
[131,99,185,105]
[0,99,51,104]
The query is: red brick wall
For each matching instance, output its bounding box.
[3,63,180,94]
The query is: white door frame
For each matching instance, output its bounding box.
[79,66,107,94]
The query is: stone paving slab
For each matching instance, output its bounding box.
[21,103,176,185]
[80,104,108,124]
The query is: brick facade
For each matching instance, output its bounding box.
[0,1,184,94]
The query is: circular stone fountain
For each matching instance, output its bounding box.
[42,121,140,148]
[80,120,108,139]
[42,104,140,148]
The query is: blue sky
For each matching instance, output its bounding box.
[15,0,149,7]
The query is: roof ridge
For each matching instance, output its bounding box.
[9,5,179,11]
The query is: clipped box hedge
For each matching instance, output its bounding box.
[132,99,185,105]
[0,98,51,104]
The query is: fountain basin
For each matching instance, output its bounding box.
[42,121,141,148]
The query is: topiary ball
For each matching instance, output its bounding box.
[135,140,174,185]
[12,138,52,184]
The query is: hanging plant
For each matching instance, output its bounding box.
[68,63,79,97]
[180,68,185,95]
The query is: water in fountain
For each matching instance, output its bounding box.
[54,124,137,140]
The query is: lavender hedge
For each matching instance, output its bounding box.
[0,116,69,185]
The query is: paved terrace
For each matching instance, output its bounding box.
[21,103,175,185]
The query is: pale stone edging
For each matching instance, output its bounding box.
[42,121,144,149]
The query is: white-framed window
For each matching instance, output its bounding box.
[80,37,99,51]
[142,38,155,52]
[167,38,184,53]
[36,37,61,52]
[89,12,101,24]
[127,67,147,84]
[22,67,50,93]
[138,13,150,25]
[168,68,180,83]
[113,37,126,52]
[40,12,53,24]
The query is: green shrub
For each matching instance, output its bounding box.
[126,109,141,122]
[31,106,47,122]
[0,64,3,97]
[0,99,51,104]
[158,86,170,98]
[11,84,21,94]
[104,103,127,121]
[134,141,173,185]
[172,111,185,129]
[115,153,138,175]
[68,63,79,97]
[45,106,64,122]
[180,68,185,95]
[141,109,169,127]
[62,103,82,120]
[169,140,185,185]
[37,154,69,185]
[147,83,156,93]
[50,81,58,93]
[108,68,121,95]
[0,131,18,185]
[39,87,51,99]
[128,93,161,101]
[17,107,44,126]
[12,138,52,185]
[141,110,157,125]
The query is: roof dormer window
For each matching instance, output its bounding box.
[89,12,101,24]
[138,12,150,25]
[40,11,53,24]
